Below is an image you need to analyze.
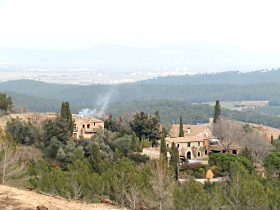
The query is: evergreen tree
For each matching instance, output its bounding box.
[173,179,208,210]
[130,112,160,145]
[104,114,120,132]
[88,143,102,173]
[6,118,39,145]
[179,115,184,137]
[264,152,280,178]
[239,147,253,162]
[0,93,13,114]
[170,142,179,179]
[160,138,168,161]
[65,102,73,133]
[155,110,160,122]
[213,100,221,123]
[60,101,73,133]
[43,118,71,146]
[131,133,139,152]
[60,102,67,119]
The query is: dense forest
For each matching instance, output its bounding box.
[1,69,280,127]
[1,70,280,107]
[141,69,280,85]
[2,80,280,106]
[0,101,280,209]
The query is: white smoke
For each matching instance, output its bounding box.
[78,108,99,117]
[78,91,114,118]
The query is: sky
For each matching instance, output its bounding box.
[0,0,280,52]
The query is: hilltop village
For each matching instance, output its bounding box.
[0,96,280,209]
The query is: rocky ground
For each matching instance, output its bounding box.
[0,185,124,210]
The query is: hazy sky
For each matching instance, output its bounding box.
[0,0,280,52]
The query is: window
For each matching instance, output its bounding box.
[205,150,208,155]
[82,124,85,128]
[94,123,96,126]
[187,142,191,147]
[198,152,200,157]
[87,124,90,128]
[177,144,180,148]
[167,144,169,147]
[198,142,200,146]
[73,124,76,129]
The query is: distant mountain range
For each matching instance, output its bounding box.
[1,42,280,84]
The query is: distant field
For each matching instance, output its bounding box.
[202,100,269,110]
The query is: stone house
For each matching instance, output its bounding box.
[72,115,104,139]
[169,123,212,138]
[165,134,209,160]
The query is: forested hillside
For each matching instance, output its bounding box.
[141,69,280,85]
[1,69,280,127]
[1,70,280,107]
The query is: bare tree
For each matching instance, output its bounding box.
[124,183,142,209]
[213,118,272,164]
[69,180,82,200]
[213,118,244,150]
[145,160,175,210]
[240,131,272,164]
[0,130,25,184]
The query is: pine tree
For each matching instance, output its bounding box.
[179,115,184,137]
[160,138,168,161]
[213,100,221,123]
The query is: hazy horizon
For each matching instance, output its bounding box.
[1,0,280,51]
[1,0,280,84]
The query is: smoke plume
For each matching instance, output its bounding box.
[78,90,115,118]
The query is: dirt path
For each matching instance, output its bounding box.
[0,185,124,210]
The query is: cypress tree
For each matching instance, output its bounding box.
[179,115,184,137]
[65,102,73,132]
[89,143,102,174]
[60,101,73,133]
[155,110,160,122]
[60,102,67,119]
[213,100,221,123]
[170,142,179,179]
[160,138,168,161]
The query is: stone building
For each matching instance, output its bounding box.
[72,115,104,139]
[165,134,209,160]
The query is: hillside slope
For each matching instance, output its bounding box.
[0,185,124,210]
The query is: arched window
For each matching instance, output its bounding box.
[186,151,191,159]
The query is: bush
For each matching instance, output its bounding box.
[264,152,280,177]
[6,119,40,145]
[209,153,254,174]
[127,153,149,164]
